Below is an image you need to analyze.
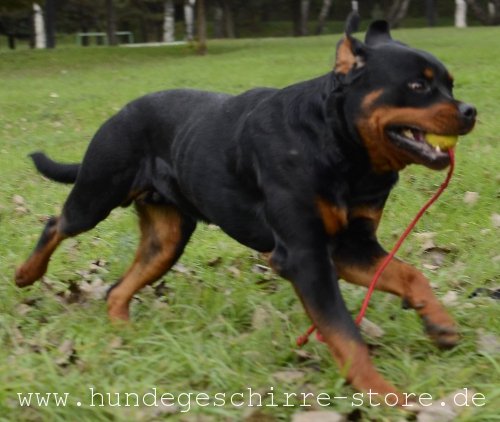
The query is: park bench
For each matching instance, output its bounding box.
[76,31,134,46]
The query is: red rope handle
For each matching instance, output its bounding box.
[297,149,455,347]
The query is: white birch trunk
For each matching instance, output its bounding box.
[33,3,46,49]
[316,0,332,35]
[163,0,175,43]
[488,1,496,19]
[455,0,467,27]
[184,0,196,41]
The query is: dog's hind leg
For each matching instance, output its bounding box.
[15,164,138,287]
[15,216,66,287]
[106,202,196,321]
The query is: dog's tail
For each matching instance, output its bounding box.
[29,151,80,184]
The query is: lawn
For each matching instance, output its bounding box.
[0,27,499,421]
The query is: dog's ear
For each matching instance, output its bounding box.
[334,11,366,75]
[365,20,392,46]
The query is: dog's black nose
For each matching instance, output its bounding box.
[458,102,477,121]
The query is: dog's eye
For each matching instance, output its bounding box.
[408,80,430,93]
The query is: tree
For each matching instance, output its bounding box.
[33,3,46,48]
[425,0,436,26]
[45,0,56,48]
[196,0,207,54]
[291,0,309,36]
[455,0,467,27]
[213,1,223,38]
[316,0,332,35]
[222,0,235,38]
[300,0,310,35]
[163,0,175,42]
[105,0,117,45]
[386,0,411,28]
[184,0,195,41]
[465,0,500,25]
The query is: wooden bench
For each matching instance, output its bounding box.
[76,31,134,46]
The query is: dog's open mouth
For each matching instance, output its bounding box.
[386,126,457,170]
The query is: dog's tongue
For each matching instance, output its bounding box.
[426,133,458,149]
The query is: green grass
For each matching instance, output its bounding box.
[0,27,499,421]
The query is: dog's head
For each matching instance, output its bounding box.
[333,16,476,172]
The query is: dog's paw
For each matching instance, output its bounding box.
[423,317,460,349]
[14,265,38,288]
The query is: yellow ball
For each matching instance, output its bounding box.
[426,133,458,149]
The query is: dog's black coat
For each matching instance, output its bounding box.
[33,78,397,251]
[20,17,476,395]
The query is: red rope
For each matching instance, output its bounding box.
[297,149,455,347]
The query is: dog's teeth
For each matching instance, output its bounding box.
[403,129,413,139]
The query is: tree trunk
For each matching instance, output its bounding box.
[33,3,46,48]
[291,0,301,36]
[455,0,467,27]
[214,2,223,38]
[106,0,117,45]
[292,0,309,36]
[45,0,55,48]
[316,0,332,35]
[465,0,500,24]
[425,0,436,26]
[184,0,195,41]
[387,0,411,28]
[351,1,359,12]
[223,0,235,38]
[197,0,207,54]
[163,0,175,42]
[300,0,310,35]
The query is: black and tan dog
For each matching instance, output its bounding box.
[16,18,476,398]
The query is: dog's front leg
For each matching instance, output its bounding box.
[271,242,403,398]
[333,209,459,348]
[265,196,403,399]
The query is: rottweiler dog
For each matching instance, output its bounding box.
[16,18,476,398]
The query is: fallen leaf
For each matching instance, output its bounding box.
[252,306,271,330]
[227,266,241,278]
[414,232,436,251]
[294,349,317,363]
[16,302,34,316]
[272,370,305,384]
[476,329,500,354]
[442,290,459,307]
[252,264,271,274]
[422,246,453,268]
[79,278,108,300]
[15,206,28,214]
[89,259,108,273]
[491,213,500,228]
[55,339,77,367]
[360,317,385,338]
[416,389,475,422]
[292,410,346,422]
[12,195,25,206]
[463,191,479,205]
[107,336,123,351]
[207,256,222,267]
[172,263,193,274]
